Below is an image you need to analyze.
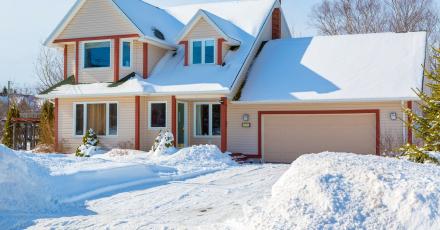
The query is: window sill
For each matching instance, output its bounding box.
[193,135,221,138]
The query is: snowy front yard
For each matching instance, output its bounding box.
[2,145,440,229]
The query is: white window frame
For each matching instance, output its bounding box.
[81,39,113,70]
[190,38,216,65]
[73,102,119,137]
[193,102,221,138]
[120,39,133,68]
[148,101,168,129]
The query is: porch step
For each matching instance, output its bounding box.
[229,153,248,164]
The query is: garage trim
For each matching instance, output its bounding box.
[257,109,381,159]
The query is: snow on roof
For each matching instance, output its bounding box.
[39,74,230,98]
[112,0,183,46]
[238,32,427,103]
[144,0,276,94]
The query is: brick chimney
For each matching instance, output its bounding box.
[272,8,281,39]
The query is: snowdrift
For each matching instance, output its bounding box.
[240,152,440,229]
[0,145,236,214]
[0,145,56,213]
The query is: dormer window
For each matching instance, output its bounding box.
[191,39,215,64]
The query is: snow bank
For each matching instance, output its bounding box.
[0,145,56,213]
[238,152,440,229]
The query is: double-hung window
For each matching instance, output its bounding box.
[192,39,215,64]
[121,40,132,68]
[83,41,111,68]
[149,102,167,129]
[194,103,221,136]
[74,102,118,136]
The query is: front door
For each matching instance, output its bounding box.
[177,102,187,147]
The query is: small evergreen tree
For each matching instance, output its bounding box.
[400,48,440,164]
[1,103,20,148]
[38,100,55,149]
[151,129,175,155]
[75,128,99,157]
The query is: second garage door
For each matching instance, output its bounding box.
[262,113,377,163]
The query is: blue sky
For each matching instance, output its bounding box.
[0,0,320,88]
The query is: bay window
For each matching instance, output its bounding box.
[194,103,221,136]
[83,41,111,68]
[74,102,118,136]
[191,39,215,64]
[149,102,167,128]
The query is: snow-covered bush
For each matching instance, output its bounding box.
[151,130,176,156]
[75,129,99,157]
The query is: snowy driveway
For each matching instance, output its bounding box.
[30,164,288,229]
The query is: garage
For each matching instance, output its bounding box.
[260,111,379,163]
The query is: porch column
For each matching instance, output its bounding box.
[114,37,120,82]
[135,96,140,150]
[220,97,228,152]
[54,98,59,152]
[171,96,177,147]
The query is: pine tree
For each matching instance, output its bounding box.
[38,100,55,148]
[75,128,99,157]
[2,103,20,148]
[400,48,440,164]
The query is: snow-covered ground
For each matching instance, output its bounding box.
[2,145,440,229]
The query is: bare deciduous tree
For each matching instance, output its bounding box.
[35,45,63,93]
[310,0,440,43]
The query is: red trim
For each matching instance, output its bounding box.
[63,45,67,79]
[135,96,140,150]
[114,37,120,82]
[257,109,381,158]
[75,41,79,84]
[11,118,40,123]
[220,97,228,152]
[179,41,189,66]
[143,43,149,79]
[217,38,225,65]
[171,96,177,147]
[54,98,59,152]
[53,34,139,43]
[407,101,413,144]
[272,8,281,39]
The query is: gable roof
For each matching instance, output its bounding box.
[45,0,182,49]
[238,32,427,103]
[175,9,240,45]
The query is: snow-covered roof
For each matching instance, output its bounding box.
[238,32,427,103]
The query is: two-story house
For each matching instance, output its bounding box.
[40,0,426,163]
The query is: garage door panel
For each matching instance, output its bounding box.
[263,113,376,163]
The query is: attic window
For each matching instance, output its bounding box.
[191,39,215,64]
[152,28,165,40]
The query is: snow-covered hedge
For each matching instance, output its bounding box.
[239,152,440,229]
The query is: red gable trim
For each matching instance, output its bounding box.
[114,37,120,82]
[75,41,79,84]
[217,38,225,66]
[179,41,189,66]
[257,110,381,159]
[143,43,149,79]
[64,45,67,80]
[53,34,139,43]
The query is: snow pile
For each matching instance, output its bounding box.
[238,152,440,229]
[0,145,56,213]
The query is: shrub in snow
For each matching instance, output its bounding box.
[151,130,176,156]
[75,128,99,157]
[237,152,440,229]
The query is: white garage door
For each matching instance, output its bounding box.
[262,113,376,163]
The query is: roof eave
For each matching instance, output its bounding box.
[232,97,421,104]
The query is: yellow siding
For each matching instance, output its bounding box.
[228,102,405,155]
[58,97,136,153]
[183,18,222,41]
[140,96,173,151]
[66,44,75,77]
[148,44,167,75]
[57,0,138,39]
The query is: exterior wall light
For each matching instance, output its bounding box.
[390,112,397,120]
